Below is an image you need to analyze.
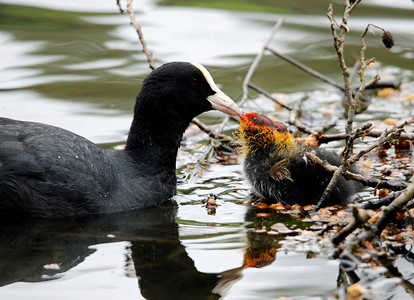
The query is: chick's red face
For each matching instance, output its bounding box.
[243,112,287,132]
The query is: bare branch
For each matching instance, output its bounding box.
[125,0,156,70]
[247,83,292,111]
[316,129,414,144]
[373,181,414,236]
[316,3,399,211]
[191,118,233,141]
[240,19,284,106]
[305,152,407,191]
[288,109,314,135]
[265,46,345,92]
[348,119,413,167]
[331,205,370,245]
[116,0,124,13]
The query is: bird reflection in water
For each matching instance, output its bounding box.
[0,202,245,299]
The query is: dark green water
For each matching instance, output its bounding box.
[0,1,413,299]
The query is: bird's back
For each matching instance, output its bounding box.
[244,145,362,206]
[0,118,115,217]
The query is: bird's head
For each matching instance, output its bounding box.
[127,62,242,149]
[136,62,242,123]
[235,112,295,156]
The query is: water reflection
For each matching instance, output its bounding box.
[0,202,246,299]
[1,1,413,298]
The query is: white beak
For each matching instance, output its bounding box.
[207,90,242,117]
[192,62,242,117]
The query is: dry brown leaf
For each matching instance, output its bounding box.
[384,118,397,125]
[295,133,319,148]
[368,212,381,224]
[346,283,366,300]
[403,94,414,102]
[256,213,271,218]
[269,202,288,211]
[377,88,398,98]
[378,189,389,199]
[256,202,269,210]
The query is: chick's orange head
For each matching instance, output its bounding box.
[236,112,294,155]
[241,112,287,132]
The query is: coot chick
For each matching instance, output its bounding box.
[236,112,362,207]
[0,62,242,217]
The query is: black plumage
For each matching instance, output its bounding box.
[237,112,362,207]
[0,62,241,217]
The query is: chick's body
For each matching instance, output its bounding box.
[237,113,362,206]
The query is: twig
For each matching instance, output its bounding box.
[240,19,284,106]
[348,0,363,14]
[317,4,359,212]
[305,152,407,191]
[126,0,156,70]
[332,206,370,245]
[191,118,233,141]
[288,108,314,135]
[247,83,292,111]
[116,0,124,13]
[313,119,411,212]
[316,2,392,211]
[347,119,412,167]
[265,47,345,92]
[372,181,414,236]
[316,129,414,144]
[359,191,402,210]
[217,19,285,134]
[345,181,414,249]
[122,0,233,151]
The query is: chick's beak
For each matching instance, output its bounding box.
[207,90,242,117]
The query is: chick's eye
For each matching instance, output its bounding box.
[190,78,199,86]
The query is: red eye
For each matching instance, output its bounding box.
[190,78,198,86]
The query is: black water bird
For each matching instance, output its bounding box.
[0,62,241,217]
[236,112,362,207]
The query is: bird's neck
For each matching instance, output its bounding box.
[124,112,189,176]
[237,127,297,157]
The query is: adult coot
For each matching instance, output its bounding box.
[236,112,362,207]
[0,62,242,217]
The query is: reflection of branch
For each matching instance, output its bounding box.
[375,251,414,298]
[126,0,156,70]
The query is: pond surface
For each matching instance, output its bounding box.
[0,0,413,299]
